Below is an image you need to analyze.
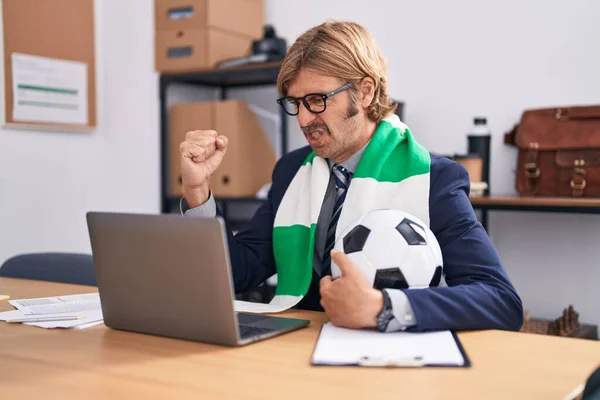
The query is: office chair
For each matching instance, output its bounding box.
[0,252,96,286]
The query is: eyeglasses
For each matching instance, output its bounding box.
[276,82,353,116]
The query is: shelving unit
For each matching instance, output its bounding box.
[158,62,287,214]
[470,195,600,231]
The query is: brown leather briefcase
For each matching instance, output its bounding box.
[505,105,600,197]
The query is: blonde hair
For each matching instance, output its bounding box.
[277,20,397,123]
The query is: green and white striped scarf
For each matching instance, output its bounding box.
[270,115,431,309]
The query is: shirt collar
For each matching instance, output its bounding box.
[326,139,370,174]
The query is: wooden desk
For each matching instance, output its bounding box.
[1,278,599,399]
[470,195,600,230]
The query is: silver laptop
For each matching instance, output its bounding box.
[86,212,309,346]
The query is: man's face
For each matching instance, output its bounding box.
[286,69,363,162]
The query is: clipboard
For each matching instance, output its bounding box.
[311,322,471,368]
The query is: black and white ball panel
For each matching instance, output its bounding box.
[343,224,371,254]
[373,267,410,290]
[360,227,410,273]
[429,265,443,287]
[395,218,427,246]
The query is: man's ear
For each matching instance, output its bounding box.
[358,77,376,108]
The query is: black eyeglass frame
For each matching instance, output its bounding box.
[276,82,354,116]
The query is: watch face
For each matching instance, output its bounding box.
[377,310,392,331]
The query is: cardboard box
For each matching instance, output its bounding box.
[155,0,264,38]
[155,28,251,72]
[169,100,276,198]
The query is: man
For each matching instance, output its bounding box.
[178,20,523,332]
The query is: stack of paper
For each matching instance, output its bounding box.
[0,293,103,329]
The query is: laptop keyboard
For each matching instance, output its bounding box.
[239,325,275,339]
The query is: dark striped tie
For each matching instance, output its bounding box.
[321,164,352,276]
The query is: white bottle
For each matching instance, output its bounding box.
[470,117,491,135]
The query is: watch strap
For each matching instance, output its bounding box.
[376,289,394,332]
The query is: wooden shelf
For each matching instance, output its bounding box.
[159,61,282,88]
[469,195,600,231]
[471,195,600,209]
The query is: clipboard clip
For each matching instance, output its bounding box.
[358,355,426,368]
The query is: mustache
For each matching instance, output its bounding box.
[301,122,330,135]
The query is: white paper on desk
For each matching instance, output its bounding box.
[74,319,105,330]
[25,310,104,329]
[0,309,28,321]
[10,293,99,308]
[0,309,103,329]
[10,293,100,315]
[312,322,466,367]
[235,295,302,314]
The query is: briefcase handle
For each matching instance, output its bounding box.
[504,106,600,146]
[555,106,600,121]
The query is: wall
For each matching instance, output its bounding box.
[0,0,598,327]
[0,1,283,266]
[267,0,600,326]
[0,1,160,262]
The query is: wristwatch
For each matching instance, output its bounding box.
[376,289,394,332]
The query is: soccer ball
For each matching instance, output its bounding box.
[331,209,443,290]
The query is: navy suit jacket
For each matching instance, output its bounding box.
[223,146,524,332]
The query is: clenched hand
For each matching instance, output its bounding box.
[179,130,228,208]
